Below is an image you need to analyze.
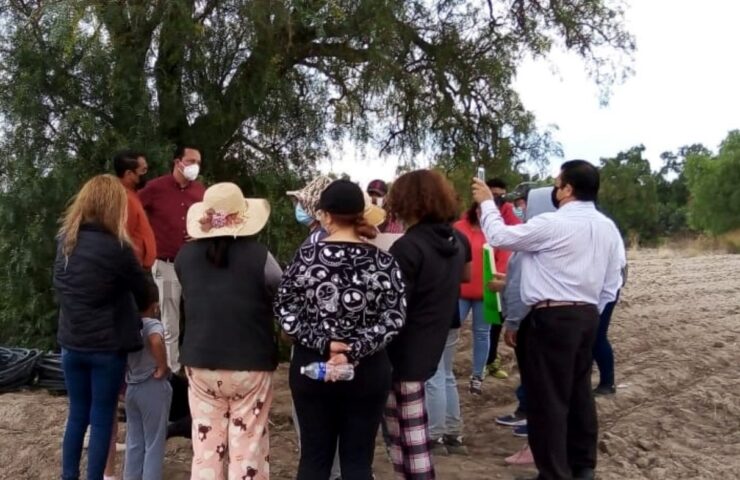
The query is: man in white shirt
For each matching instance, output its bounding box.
[472,160,623,480]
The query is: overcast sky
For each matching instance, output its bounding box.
[319,0,740,187]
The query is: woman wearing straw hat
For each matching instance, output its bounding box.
[174,183,280,480]
[275,179,406,480]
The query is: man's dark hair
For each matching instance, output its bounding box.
[486,178,507,190]
[112,150,145,178]
[560,160,600,202]
[173,144,201,160]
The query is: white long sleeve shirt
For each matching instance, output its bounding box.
[480,199,624,312]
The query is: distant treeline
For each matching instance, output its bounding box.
[597,130,740,245]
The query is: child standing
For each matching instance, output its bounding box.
[124,281,172,480]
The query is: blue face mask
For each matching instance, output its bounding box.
[513,206,525,220]
[295,204,314,226]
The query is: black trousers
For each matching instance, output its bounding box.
[522,305,599,480]
[291,345,391,480]
[487,323,504,365]
[166,373,192,439]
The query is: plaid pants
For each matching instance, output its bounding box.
[384,381,435,479]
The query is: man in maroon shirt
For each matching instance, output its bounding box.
[139,145,205,373]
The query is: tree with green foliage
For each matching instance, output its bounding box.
[598,145,658,244]
[0,0,634,347]
[653,144,709,235]
[684,131,740,235]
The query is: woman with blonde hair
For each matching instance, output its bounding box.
[54,174,149,480]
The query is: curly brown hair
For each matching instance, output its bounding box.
[387,169,459,224]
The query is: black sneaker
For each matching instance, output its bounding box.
[594,384,616,396]
[495,412,527,427]
[443,434,469,455]
[429,437,449,456]
[573,467,596,480]
[469,375,483,395]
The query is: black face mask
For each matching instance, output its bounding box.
[493,195,505,208]
[136,173,148,190]
[551,186,560,209]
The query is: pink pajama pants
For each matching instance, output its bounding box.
[187,367,273,480]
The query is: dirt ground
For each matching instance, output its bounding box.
[1,249,739,479]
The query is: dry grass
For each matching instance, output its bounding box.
[720,228,740,253]
[634,229,740,257]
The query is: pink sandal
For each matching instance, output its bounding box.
[505,444,534,465]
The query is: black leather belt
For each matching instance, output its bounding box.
[534,300,591,309]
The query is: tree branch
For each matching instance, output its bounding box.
[154,1,192,142]
[303,42,372,64]
[195,0,219,22]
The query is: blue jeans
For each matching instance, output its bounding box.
[61,348,126,480]
[515,384,527,415]
[425,329,463,439]
[593,293,619,387]
[459,299,489,378]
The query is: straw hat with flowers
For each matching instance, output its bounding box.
[187,183,270,239]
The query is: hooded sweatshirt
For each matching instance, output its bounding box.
[388,222,466,381]
[502,187,556,331]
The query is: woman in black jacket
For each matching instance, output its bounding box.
[384,169,467,480]
[53,174,148,480]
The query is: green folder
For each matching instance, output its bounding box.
[482,244,502,325]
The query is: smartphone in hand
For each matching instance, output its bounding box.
[476,166,486,180]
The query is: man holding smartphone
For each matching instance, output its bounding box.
[472,160,623,480]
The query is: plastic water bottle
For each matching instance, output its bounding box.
[300,362,355,382]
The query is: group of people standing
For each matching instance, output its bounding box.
[53,144,625,480]
[54,147,206,480]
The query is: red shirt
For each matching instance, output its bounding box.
[125,188,157,268]
[454,202,522,300]
[454,218,487,299]
[495,202,523,270]
[138,174,205,260]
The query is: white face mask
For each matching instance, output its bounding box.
[182,163,200,181]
